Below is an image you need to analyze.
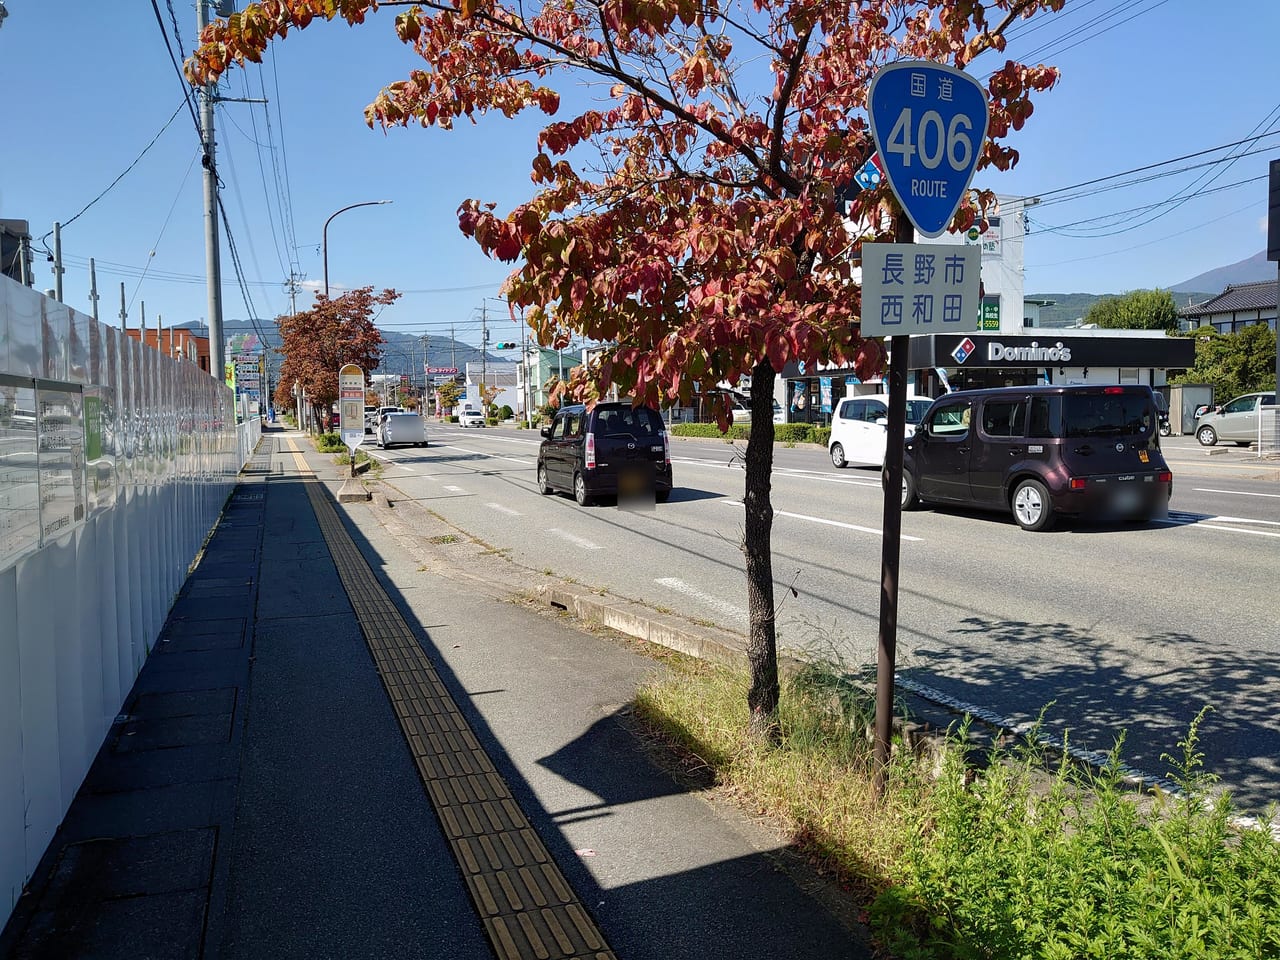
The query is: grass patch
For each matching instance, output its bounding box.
[635,663,1280,959]
[314,432,345,452]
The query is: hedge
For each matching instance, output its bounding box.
[669,422,830,445]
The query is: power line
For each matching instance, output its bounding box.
[39,100,186,245]
[1029,174,1268,236]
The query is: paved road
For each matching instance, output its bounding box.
[367,424,1280,812]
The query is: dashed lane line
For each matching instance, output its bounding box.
[719,499,923,541]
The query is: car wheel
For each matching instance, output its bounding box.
[1012,478,1055,532]
[900,469,919,510]
[830,443,847,469]
[574,472,592,506]
[655,488,671,503]
[1196,425,1218,446]
[537,464,553,495]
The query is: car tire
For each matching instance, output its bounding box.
[900,469,919,510]
[574,472,592,507]
[1196,425,1218,446]
[537,464,553,495]
[1012,478,1055,532]
[830,443,847,469]
[655,488,671,503]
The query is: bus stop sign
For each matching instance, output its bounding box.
[869,61,989,238]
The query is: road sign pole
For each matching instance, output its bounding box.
[873,214,913,798]
[866,60,989,795]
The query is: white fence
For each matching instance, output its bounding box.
[1,277,243,925]
[1259,406,1279,457]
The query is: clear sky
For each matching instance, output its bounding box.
[2,0,1277,359]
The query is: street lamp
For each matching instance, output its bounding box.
[322,200,391,298]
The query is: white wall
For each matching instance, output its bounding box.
[1,278,242,926]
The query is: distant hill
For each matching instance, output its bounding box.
[1027,290,1217,326]
[1170,250,1271,294]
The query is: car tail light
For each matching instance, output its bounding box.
[663,431,670,464]
[1069,477,1087,490]
[1103,386,1125,395]
[585,431,596,470]
[1157,470,1172,483]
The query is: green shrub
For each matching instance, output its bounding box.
[314,432,345,452]
[448,415,459,423]
[670,422,730,439]
[499,404,514,420]
[774,423,812,443]
[808,426,831,446]
[487,417,499,426]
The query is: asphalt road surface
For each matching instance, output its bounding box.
[368,425,1280,813]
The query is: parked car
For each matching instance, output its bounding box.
[364,405,379,434]
[899,384,1172,531]
[376,412,427,449]
[459,408,485,428]
[1193,392,1276,446]
[537,401,673,505]
[730,399,786,424]
[828,393,933,468]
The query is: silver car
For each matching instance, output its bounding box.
[1194,392,1276,446]
[376,412,428,449]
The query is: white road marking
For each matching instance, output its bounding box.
[1158,514,1280,538]
[1193,487,1280,500]
[487,503,522,516]
[546,528,603,550]
[720,499,923,541]
[439,443,532,466]
[443,485,465,493]
[670,457,880,487]
[654,577,748,623]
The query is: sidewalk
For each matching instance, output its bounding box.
[1,426,867,960]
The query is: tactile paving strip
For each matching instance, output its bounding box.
[281,439,615,960]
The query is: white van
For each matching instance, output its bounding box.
[828,393,933,468]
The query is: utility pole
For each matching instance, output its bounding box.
[481,302,488,410]
[197,0,225,382]
[285,271,301,314]
[118,284,126,329]
[52,222,64,302]
[140,302,147,346]
[88,258,100,322]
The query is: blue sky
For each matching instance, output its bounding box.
[2,0,1277,359]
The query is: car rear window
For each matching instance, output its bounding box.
[1062,393,1153,438]
[593,406,664,438]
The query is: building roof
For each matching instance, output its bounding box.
[1180,280,1277,318]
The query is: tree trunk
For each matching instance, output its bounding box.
[744,360,779,737]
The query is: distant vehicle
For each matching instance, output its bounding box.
[537,401,673,505]
[1194,392,1276,446]
[828,393,933,468]
[376,412,427,449]
[458,408,485,428]
[364,405,379,434]
[730,399,785,424]
[900,384,1171,531]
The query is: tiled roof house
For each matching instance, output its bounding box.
[1178,280,1277,334]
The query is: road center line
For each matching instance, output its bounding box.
[486,502,522,516]
[720,499,923,541]
[1193,487,1280,500]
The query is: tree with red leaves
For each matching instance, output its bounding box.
[276,286,398,432]
[192,0,1061,733]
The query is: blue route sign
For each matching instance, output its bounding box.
[868,61,989,238]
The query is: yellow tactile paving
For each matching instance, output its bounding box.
[279,437,617,960]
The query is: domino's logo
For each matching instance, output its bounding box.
[951,337,977,364]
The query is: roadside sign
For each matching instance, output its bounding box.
[860,243,981,336]
[868,61,989,238]
[338,363,365,452]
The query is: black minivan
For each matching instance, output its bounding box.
[901,384,1172,531]
[537,402,673,505]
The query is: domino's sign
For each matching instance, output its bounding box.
[868,61,989,238]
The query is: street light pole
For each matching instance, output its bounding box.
[322,200,391,298]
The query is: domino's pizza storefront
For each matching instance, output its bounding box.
[779,332,1195,424]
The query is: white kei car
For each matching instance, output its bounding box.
[828,394,934,468]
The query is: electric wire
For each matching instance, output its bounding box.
[127,148,202,313]
[38,100,186,245]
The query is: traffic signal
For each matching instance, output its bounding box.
[495,341,517,350]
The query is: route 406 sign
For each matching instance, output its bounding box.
[868,61,989,238]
